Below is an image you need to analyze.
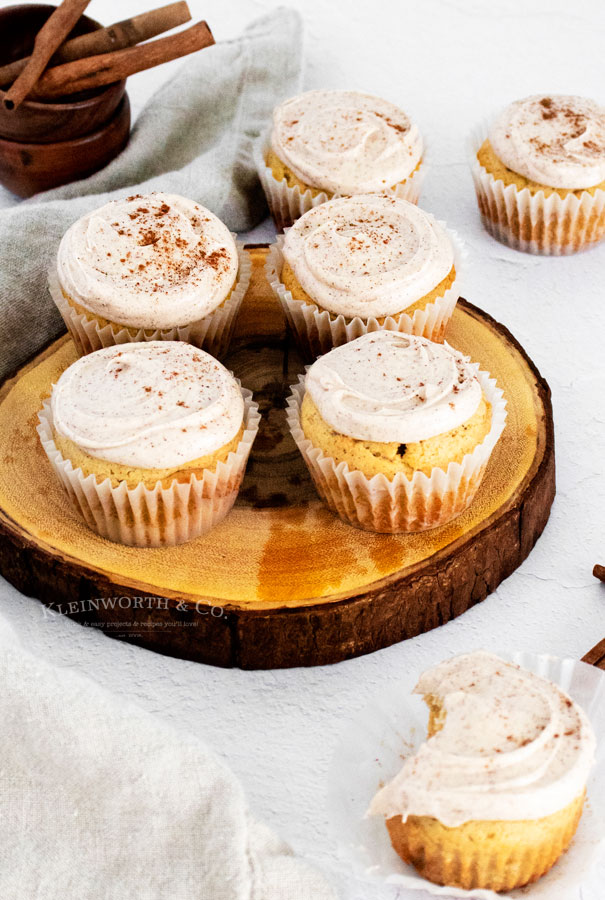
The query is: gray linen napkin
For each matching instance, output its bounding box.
[0,595,335,900]
[0,7,301,380]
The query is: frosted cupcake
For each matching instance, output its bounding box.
[37,341,260,547]
[255,90,426,230]
[50,192,251,357]
[286,332,506,532]
[370,651,596,891]
[267,194,463,360]
[471,94,605,254]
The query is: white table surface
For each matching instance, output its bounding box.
[1,1,605,897]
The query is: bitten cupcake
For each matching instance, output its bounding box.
[255,90,426,230]
[286,332,506,533]
[370,651,596,891]
[37,341,260,547]
[267,194,463,360]
[50,192,251,357]
[471,94,605,254]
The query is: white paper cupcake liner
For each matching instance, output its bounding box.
[36,389,260,547]
[254,131,428,232]
[469,123,605,255]
[286,366,506,533]
[49,241,251,358]
[327,652,605,899]
[267,226,465,360]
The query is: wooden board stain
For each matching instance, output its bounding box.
[255,505,412,603]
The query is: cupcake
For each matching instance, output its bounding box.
[471,94,605,254]
[267,194,463,360]
[50,192,251,357]
[370,651,596,891]
[37,341,260,547]
[255,89,426,230]
[286,331,506,533]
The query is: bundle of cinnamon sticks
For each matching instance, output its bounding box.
[1,0,214,111]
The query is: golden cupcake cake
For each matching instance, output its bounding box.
[50,192,251,357]
[370,651,596,891]
[37,341,260,547]
[471,94,605,254]
[286,331,506,532]
[268,194,463,359]
[256,89,426,229]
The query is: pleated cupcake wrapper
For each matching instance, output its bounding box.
[49,240,251,358]
[253,131,428,232]
[266,226,466,360]
[286,368,506,533]
[469,123,605,255]
[36,389,260,548]
[327,652,605,899]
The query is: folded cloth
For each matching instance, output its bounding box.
[0,615,335,900]
[0,7,301,381]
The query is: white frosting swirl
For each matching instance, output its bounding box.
[305,332,482,444]
[57,192,238,329]
[51,341,244,469]
[489,95,605,189]
[271,90,423,194]
[370,652,596,826]
[283,195,454,319]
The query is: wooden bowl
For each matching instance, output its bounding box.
[0,4,126,143]
[0,94,130,198]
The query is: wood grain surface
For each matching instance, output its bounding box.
[0,246,556,668]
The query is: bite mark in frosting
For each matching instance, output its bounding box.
[57,192,239,329]
[51,341,244,469]
[283,195,454,319]
[305,332,482,444]
[489,95,605,189]
[369,651,596,826]
[271,90,423,195]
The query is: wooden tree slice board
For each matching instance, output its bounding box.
[0,246,555,669]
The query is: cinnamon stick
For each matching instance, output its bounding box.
[0,2,192,89]
[28,20,215,100]
[582,637,605,669]
[594,564,605,582]
[3,0,91,111]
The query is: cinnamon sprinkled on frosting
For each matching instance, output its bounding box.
[305,332,482,443]
[283,195,454,319]
[271,90,422,195]
[57,192,238,329]
[51,341,244,469]
[370,651,596,826]
[489,95,605,189]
